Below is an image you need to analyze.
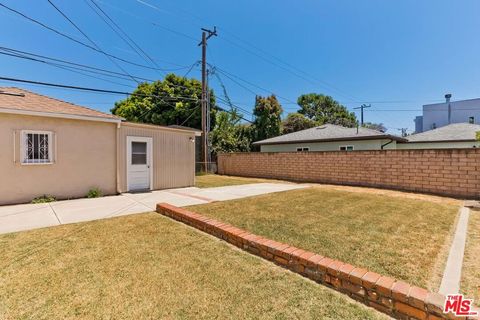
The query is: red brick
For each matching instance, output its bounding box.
[362,271,381,289]
[395,301,427,320]
[327,260,344,276]
[408,286,429,309]
[349,267,368,285]
[298,251,316,264]
[375,276,396,297]
[306,254,324,266]
[425,292,446,315]
[317,257,334,272]
[338,263,355,280]
[392,281,411,303]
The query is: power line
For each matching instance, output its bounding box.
[0,50,138,86]
[46,0,139,84]
[104,0,198,42]
[85,0,163,73]
[0,2,175,72]
[0,76,200,102]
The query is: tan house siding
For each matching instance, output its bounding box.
[118,123,195,192]
[0,113,117,205]
[397,141,480,149]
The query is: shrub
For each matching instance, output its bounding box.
[31,195,56,204]
[86,187,102,198]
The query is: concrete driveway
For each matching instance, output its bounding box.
[0,183,307,235]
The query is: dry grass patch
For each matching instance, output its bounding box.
[0,213,387,320]
[195,174,284,188]
[461,209,480,304]
[188,187,459,289]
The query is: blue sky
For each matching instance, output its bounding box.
[1,0,479,133]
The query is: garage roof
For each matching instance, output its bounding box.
[0,87,122,123]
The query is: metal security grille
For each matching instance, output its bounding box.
[25,133,50,163]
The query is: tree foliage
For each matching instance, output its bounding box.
[111,73,216,129]
[476,131,480,141]
[297,93,357,127]
[362,122,387,133]
[252,95,283,142]
[210,109,252,154]
[282,112,317,134]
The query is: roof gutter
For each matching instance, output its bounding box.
[381,139,394,150]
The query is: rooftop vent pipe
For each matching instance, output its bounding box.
[445,93,452,124]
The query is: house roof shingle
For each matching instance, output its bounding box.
[405,123,480,142]
[0,87,121,122]
[253,124,407,145]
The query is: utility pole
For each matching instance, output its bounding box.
[354,104,371,126]
[199,26,217,173]
[398,128,408,137]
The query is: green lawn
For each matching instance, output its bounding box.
[461,209,480,304]
[0,213,386,319]
[188,187,460,289]
[195,174,283,188]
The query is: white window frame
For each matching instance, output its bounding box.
[296,147,310,152]
[20,130,53,165]
[339,145,354,151]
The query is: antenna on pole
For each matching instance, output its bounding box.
[199,26,217,173]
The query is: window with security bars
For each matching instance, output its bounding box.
[21,131,53,164]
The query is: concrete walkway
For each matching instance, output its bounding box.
[439,206,471,295]
[0,183,306,235]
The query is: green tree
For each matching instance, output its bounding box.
[111,73,216,129]
[362,122,387,133]
[282,112,317,134]
[252,95,283,142]
[297,93,357,127]
[476,131,480,141]
[210,109,252,154]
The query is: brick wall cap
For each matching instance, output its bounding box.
[317,257,335,272]
[338,263,355,279]
[349,267,369,284]
[327,260,344,276]
[375,276,396,297]
[362,271,382,288]
[307,254,324,265]
[408,286,429,309]
[392,281,412,303]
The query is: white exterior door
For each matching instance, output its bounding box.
[127,136,153,191]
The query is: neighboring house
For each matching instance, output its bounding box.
[254,123,480,152]
[253,124,407,152]
[397,123,480,149]
[415,94,480,133]
[0,87,199,205]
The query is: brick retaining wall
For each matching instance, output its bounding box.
[156,203,478,320]
[217,149,480,199]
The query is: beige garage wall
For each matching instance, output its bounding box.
[118,122,195,192]
[0,114,117,205]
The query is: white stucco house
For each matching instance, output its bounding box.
[415,94,480,133]
[254,123,480,152]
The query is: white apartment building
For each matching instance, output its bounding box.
[415,94,480,133]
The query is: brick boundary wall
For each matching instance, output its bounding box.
[156,203,479,320]
[217,149,480,199]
